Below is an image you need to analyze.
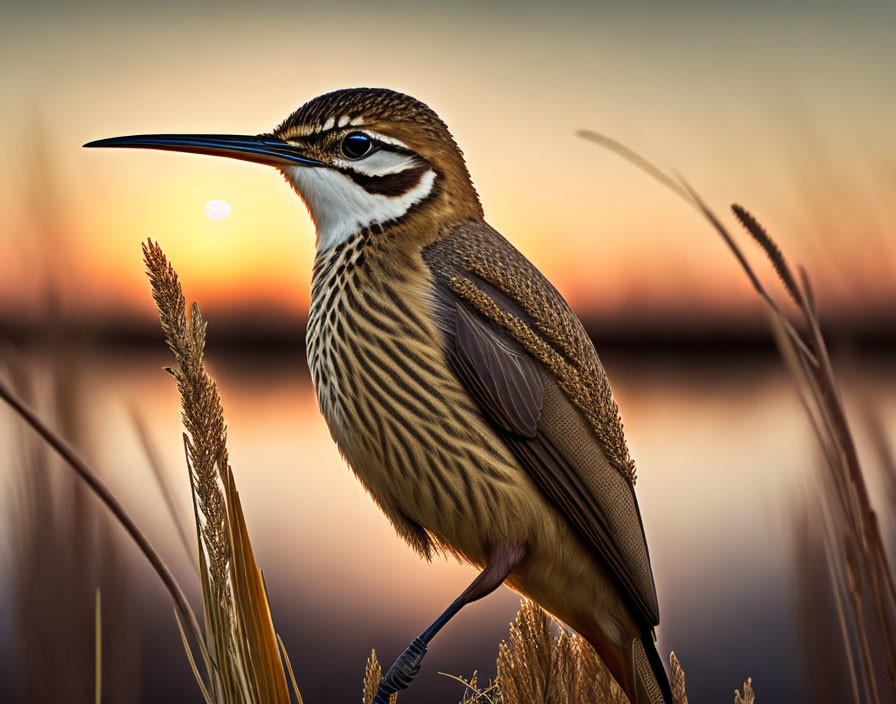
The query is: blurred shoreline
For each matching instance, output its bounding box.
[2,309,893,356]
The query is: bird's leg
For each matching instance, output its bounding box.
[374,543,525,704]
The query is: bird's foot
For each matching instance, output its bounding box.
[373,636,428,704]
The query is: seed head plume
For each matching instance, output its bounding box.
[495,600,628,704]
[363,651,397,704]
[731,204,802,307]
[143,240,231,584]
[143,239,297,704]
[669,652,688,704]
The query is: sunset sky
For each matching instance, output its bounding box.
[2,3,895,702]
[1,0,894,326]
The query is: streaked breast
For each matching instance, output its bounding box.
[305,229,527,557]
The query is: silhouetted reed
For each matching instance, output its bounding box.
[3,121,139,702]
[5,357,139,703]
[579,129,896,703]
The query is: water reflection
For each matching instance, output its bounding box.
[1,347,894,702]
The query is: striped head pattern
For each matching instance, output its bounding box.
[273,88,483,251]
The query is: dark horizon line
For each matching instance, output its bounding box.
[1,310,893,357]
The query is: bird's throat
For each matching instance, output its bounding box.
[282,165,437,251]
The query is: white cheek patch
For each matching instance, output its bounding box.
[284,166,436,251]
[334,150,423,176]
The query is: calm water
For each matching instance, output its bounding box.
[1,346,894,703]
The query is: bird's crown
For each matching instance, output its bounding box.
[272,88,482,250]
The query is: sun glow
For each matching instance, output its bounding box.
[204,199,231,220]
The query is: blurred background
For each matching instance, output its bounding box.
[1,0,894,702]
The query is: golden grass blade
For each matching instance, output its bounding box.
[496,600,553,704]
[182,434,225,700]
[580,128,896,701]
[144,238,293,704]
[733,678,755,704]
[676,181,817,366]
[546,631,574,704]
[576,130,691,202]
[489,601,630,703]
[438,671,498,704]
[175,607,216,704]
[817,503,864,703]
[277,633,304,704]
[225,470,291,702]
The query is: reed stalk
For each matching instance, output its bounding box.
[143,239,299,704]
[0,375,207,668]
[579,129,896,703]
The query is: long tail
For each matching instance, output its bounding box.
[580,624,673,704]
[632,629,674,704]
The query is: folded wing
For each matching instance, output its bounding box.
[424,224,659,627]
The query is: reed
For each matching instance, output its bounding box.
[733,679,754,704]
[495,600,628,704]
[0,240,303,704]
[4,358,139,703]
[579,129,896,703]
[365,600,691,704]
[143,239,300,704]
[2,122,141,702]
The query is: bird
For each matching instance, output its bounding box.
[85,87,672,704]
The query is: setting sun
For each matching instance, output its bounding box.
[204,199,231,220]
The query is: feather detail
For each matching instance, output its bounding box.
[423,222,637,485]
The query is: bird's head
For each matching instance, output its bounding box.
[86,88,482,250]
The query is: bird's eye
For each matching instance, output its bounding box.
[340,132,373,159]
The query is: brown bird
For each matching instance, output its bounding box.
[85,88,672,704]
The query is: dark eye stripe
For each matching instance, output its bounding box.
[282,131,417,163]
[339,164,430,196]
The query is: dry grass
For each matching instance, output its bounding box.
[2,123,140,702]
[731,204,896,704]
[363,651,398,704]
[0,239,303,704]
[495,601,628,704]
[733,679,754,704]
[366,601,692,704]
[580,129,896,703]
[5,358,140,703]
[143,239,300,704]
[790,500,855,701]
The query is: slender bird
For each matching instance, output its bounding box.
[86,88,672,704]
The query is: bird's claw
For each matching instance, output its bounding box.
[373,637,428,703]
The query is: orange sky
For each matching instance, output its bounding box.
[1,1,894,323]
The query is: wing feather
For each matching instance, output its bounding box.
[425,231,660,627]
[453,302,543,437]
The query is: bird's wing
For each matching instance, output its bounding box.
[422,221,659,626]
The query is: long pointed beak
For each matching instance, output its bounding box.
[83,133,325,168]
